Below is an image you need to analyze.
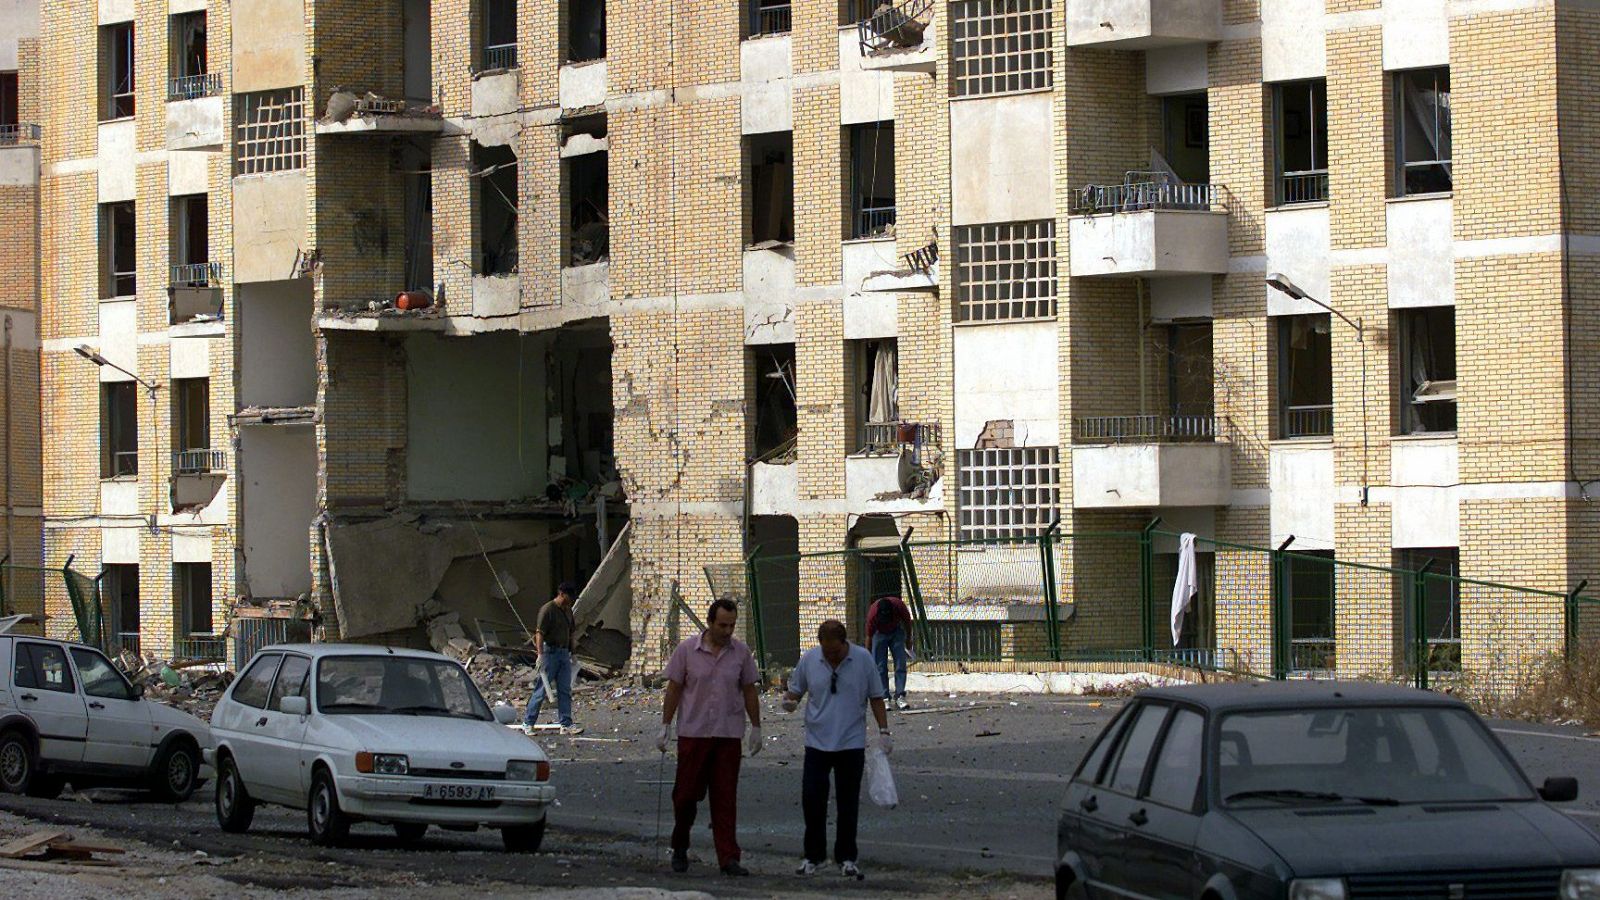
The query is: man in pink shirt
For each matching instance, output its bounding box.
[656,598,762,876]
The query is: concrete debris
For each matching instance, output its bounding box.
[116,650,234,721]
[869,1,929,48]
[320,89,443,124]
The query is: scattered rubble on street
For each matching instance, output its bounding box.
[114,651,233,722]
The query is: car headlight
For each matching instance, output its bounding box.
[506,759,550,782]
[1289,878,1346,900]
[355,752,409,775]
[1562,869,1600,899]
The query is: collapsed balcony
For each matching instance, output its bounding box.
[854,0,935,73]
[1068,172,1229,278]
[315,90,448,136]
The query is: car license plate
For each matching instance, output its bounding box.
[421,783,494,802]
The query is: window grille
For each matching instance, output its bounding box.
[235,88,305,176]
[957,446,1059,540]
[954,220,1056,322]
[950,0,1053,98]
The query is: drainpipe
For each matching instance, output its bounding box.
[3,314,14,592]
[1135,277,1148,417]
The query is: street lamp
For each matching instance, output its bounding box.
[73,344,159,397]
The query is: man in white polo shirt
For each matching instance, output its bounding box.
[781,619,891,878]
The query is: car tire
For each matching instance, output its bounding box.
[307,770,351,847]
[23,774,65,799]
[0,730,36,796]
[151,740,200,803]
[1055,872,1087,900]
[393,822,428,844]
[501,817,546,853]
[214,755,256,834]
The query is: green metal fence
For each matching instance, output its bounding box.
[0,556,105,648]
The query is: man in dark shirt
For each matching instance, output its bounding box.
[865,595,913,710]
[522,580,584,735]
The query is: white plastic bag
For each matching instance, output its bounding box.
[865,746,898,809]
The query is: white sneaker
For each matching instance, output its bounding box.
[795,860,817,876]
[895,697,910,710]
[519,724,537,736]
[841,861,862,878]
[561,725,585,736]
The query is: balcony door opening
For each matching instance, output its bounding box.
[1160,93,1209,184]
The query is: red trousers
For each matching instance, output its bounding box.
[672,736,743,866]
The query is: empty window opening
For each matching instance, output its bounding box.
[483,0,518,69]
[1396,305,1455,434]
[169,11,213,100]
[954,220,1056,322]
[749,344,797,461]
[101,382,138,478]
[957,446,1060,540]
[1278,314,1332,438]
[749,0,792,37]
[852,339,899,453]
[1394,67,1451,196]
[568,0,606,61]
[1155,550,1214,652]
[394,140,434,291]
[563,116,608,266]
[848,122,895,239]
[235,88,306,175]
[1164,321,1213,421]
[1278,549,1335,674]
[950,0,1053,98]
[1161,93,1209,183]
[101,201,136,298]
[102,22,135,119]
[403,0,432,102]
[175,562,214,638]
[1273,79,1328,205]
[172,378,211,469]
[102,564,141,653]
[0,72,17,128]
[1396,547,1460,674]
[747,515,800,665]
[474,142,519,275]
[170,194,211,287]
[745,132,794,246]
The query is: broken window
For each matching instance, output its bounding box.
[474,142,519,275]
[101,201,136,298]
[101,381,138,478]
[172,378,211,472]
[0,72,17,128]
[235,87,306,175]
[957,446,1060,540]
[483,0,518,69]
[401,141,434,290]
[749,344,797,461]
[954,220,1056,322]
[102,22,135,119]
[848,122,895,240]
[950,0,1053,98]
[1161,93,1209,183]
[102,564,141,654]
[1277,314,1332,438]
[1165,322,1213,422]
[568,0,605,61]
[745,132,794,246]
[168,11,213,100]
[852,339,899,452]
[563,116,608,266]
[1396,547,1460,674]
[749,0,792,36]
[1394,67,1451,196]
[175,562,214,637]
[1273,79,1328,205]
[170,194,211,287]
[1276,549,1335,673]
[1396,305,1456,434]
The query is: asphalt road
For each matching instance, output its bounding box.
[2,690,1598,897]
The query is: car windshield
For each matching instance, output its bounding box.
[316,655,492,721]
[1218,706,1534,807]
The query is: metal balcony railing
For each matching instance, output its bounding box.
[170,262,221,288]
[857,0,934,54]
[1289,637,1336,675]
[751,2,791,35]
[0,124,42,146]
[482,43,518,71]
[857,421,939,454]
[855,204,897,239]
[173,634,226,662]
[168,72,222,102]
[1074,414,1219,443]
[903,240,938,273]
[1280,403,1333,439]
[109,631,141,657]
[1277,169,1329,205]
[174,448,226,475]
[1072,180,1221,215]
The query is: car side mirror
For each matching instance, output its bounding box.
[279,696,309,717]
[1540,776,1579,803]
[493,705,518,726]
[131,682,145,699]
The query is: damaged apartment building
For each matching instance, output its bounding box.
[24,0,1600,684]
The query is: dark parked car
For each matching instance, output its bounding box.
[1056,681,1600,899]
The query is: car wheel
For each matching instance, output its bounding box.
[393,822,428,844]
[214,755,256,833]
[151,741,199,803]
[501,817,546,853]
[307,770,351,847]
[0,731,36,795]
[1055,873,1087,900]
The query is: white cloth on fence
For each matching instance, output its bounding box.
[1170,532,1198,647]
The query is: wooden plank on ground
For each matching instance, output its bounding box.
[0,830,69,859]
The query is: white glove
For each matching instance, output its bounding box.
[781,696,799,713]
[655,722,671,753]
[744,726,763,757]
[876,730,894,756]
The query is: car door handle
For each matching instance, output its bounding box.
[18,693,36,702]
[254,717,268,727]
[88,701,105,710]
[1128,808,1149,827]
[1079,795,1098,813]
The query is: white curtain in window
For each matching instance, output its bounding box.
[867,342,898,424]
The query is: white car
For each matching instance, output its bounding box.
[0,634,210,801]
[209,644,554,850]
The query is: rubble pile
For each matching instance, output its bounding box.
[116,651,233,721]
